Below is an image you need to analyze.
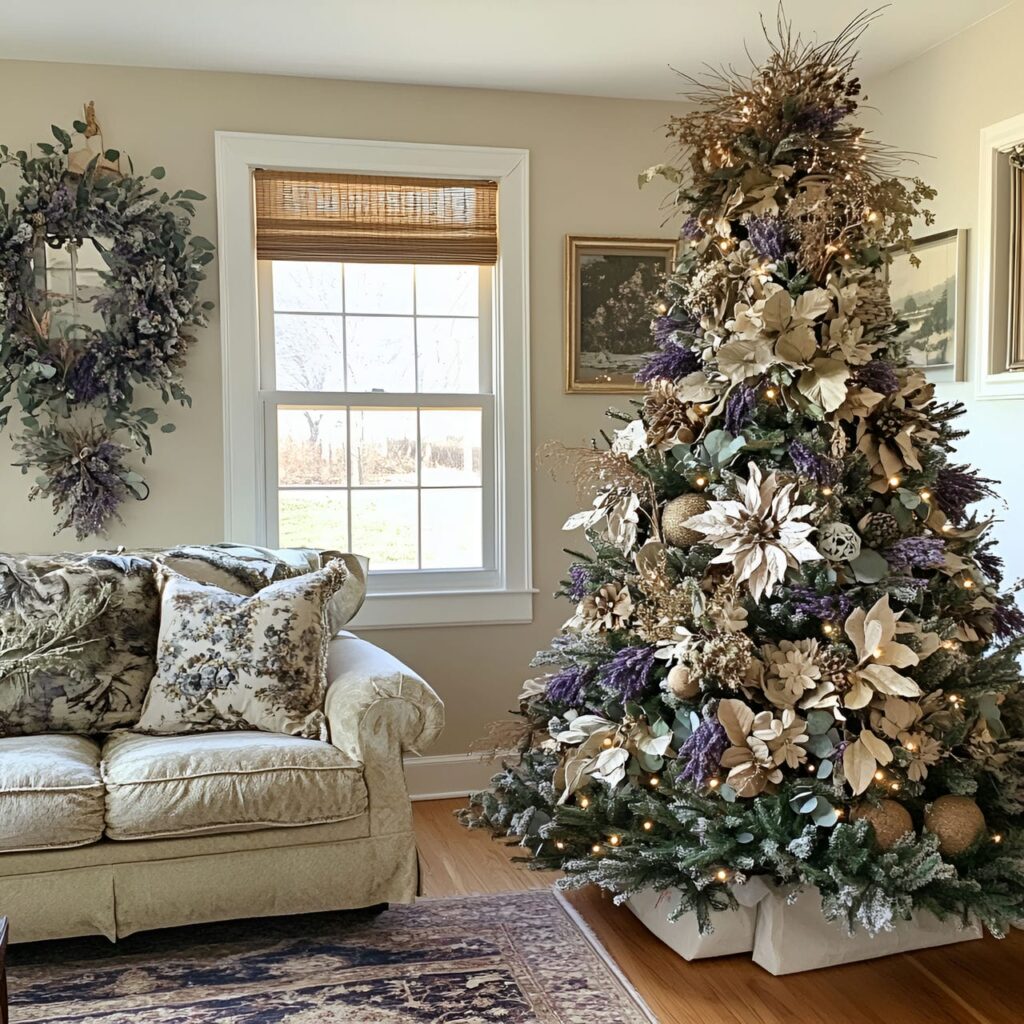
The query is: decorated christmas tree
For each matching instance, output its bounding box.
[462,14,1024,937]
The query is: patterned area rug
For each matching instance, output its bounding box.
[6,890,655,1023]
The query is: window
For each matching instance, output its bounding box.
[976,113,1024,399]
[216,133,532,627]
[261,259,492,577]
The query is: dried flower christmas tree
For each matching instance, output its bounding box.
[461,13,1024,937]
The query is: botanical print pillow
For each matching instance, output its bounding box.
[0,552,159,736]
[136,560,351,738]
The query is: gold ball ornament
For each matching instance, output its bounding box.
[666,664,699,699]
[662,494,710,548]
[924,795,987,857]
[851,800,914,851]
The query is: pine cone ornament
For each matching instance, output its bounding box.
[853,273,894,331]
[852,799,914,851]
[818,644,853,690]
[872,408,904,440]
[662,494,710,547]
[924,795,987,857]
[643,382,689,447]
[860,511,901,548]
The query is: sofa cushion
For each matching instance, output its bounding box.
[150,545,368,634]
[101,730,368,840]
[137,562,350,738]
[0,552,159,735]
[0,734,105,852]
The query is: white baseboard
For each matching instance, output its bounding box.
[403,751,509,801]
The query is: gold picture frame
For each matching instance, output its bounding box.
[565,235,678,394]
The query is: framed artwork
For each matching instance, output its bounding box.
[565,236,677,393]
[886,228,967,382]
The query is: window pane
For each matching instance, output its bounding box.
[415,265,478,316]
[345,316,415,391]
[421,489,482,568]
[278,408,347,486]
[279,489,349,550]
[350,408,417,486]
[416,318,479,392]
[344,263,414,314]
[351,490,418,569]
[275,314,345,391]
[272,261,343,312]
[420,408,482,485]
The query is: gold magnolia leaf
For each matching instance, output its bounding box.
[843,736,879,795]
[798,358,849,412]
[718,698,755,746]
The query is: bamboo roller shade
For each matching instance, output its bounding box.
[254,170,498,265]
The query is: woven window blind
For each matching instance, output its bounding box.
[253,170,498,265]
[1009,148,1024,369]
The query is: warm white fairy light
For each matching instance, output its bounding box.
[649,775,661,788]
[608,834,621,847]
[888,475,901,489]
[821,486,833,496]
[708,777,720,789]
[578,795,590,809]
[642,820,654,831]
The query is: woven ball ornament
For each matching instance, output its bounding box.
[662,494,710,547]
[816,521,862,562]
[924,795,987,857]
[851,800,914,851]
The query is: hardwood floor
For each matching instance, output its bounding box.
[414,798,1024,1024]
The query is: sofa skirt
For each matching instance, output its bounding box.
[0,829,418,943]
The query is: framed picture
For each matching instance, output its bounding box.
[565,236,677,393]
[886,228,967,382]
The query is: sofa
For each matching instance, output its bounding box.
[0,548,444,944]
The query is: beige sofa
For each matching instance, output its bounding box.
[0,632,444,943]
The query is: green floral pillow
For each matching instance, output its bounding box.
[0,552,160,736]
[136,560,351,738]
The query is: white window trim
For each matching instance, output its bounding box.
[215,131,533,628]
[975,112,1024,400]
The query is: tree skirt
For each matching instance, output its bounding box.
[5,890,655,1024]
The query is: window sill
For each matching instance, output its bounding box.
[347,588,535,630]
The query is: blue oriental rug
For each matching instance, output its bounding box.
[6,890,655,1023]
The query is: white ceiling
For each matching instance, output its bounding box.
[0,1,1011,100]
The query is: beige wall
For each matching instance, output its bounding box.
[864,0,1024,588]
[0,59,680,754]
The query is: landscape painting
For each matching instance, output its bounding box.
[887,229,967,380]
[566,237,677,393]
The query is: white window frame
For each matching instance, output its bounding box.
[976,112,1024,399]
[215,132,533,628]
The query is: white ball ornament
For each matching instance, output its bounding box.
[816,521,862,562]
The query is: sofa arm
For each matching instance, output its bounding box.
[324,633,444,835]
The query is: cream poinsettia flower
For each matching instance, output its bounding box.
[683,462,821,601]
[842,596,922,709]
[716,337,775,383]
[762,638,822,708]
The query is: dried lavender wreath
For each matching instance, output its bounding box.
[0,120,214,538]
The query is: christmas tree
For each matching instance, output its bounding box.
[462,13,1024,937]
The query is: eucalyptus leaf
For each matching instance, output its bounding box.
[850,549,889,584]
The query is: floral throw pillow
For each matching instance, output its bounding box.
[0,552,159,736]
[136,560,350,739]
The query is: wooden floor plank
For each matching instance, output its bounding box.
[414,798,1024,1024]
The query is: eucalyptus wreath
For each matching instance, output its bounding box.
[0,120,214,538]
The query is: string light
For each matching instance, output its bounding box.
[642,820,654,831]
[591,843,602,855]
[821,486,833,496]
[993,833,1004,844]
[555,840,566,850]
[656,302,669,315]
[708,777,720,789]
[941,639,958,651]
[805,761,817,774]
[873,770,885,782]
[822,622,836,636]
[764,386,778,400]
[962,578,975,590]
[904,741,916,752]
[890,782,901,792]
[649,775,661,787]
[714,868,731,882]
[578,795,590,809]
[608,834,622,847]
[887,475,901,489]
[948,694,962,706]
[919,489,931,500]
[694,476,708,489]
